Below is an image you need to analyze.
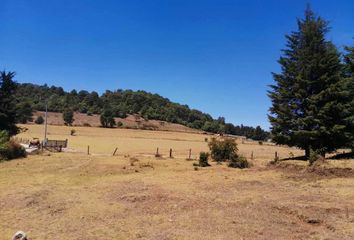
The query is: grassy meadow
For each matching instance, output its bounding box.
[1,124,354,239]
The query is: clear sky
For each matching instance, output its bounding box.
[1,0,354,129]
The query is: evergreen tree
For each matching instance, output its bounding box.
[0,71,19,135]
[63,109,74,125]
[344,44,354,78]
[344,43,354,149]
[16,102,33,124]
[269,7,354,157]
[100,108,116,128]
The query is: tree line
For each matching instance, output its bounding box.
[269,6,354,158]
[6,79,270,140]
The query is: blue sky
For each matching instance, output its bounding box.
[1,0,354,129]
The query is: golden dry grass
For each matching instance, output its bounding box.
[16,124,301,161]
[1,124,354,239]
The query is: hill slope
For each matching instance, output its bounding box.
[15,83,269,140]
[32,111,202,133]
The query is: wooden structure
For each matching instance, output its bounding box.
[44,139,68,151]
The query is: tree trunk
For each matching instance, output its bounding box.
[305,146,310,159]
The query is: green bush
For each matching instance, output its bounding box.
[198,152,210,167]
[0,131,10,144]
[208,137,238,162]
[34,115,44,124]
[309,149,320,166]
[228,154,249,169]
[0,140,26,161]
[63,109,74,125]
[100,108,116,128]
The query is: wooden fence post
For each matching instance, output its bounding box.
[169,148,173,158]
[275,151,278,159]
[251,151,254,160]
[188,149,192,159]
[155,147,160,157]
[112,147,118,156]
[87,145,90,155]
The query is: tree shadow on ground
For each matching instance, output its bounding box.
[280,156,308,161]
[329,151,354,160]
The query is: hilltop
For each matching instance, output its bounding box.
[14,83,269,140]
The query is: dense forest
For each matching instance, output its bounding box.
[14,83,270,140]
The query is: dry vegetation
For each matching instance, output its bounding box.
[1,124,354,239]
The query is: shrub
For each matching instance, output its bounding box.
[309,149,320,166]
[117,121,123,127]
[100,109,116,128]
[198,152,210,167]
[63,109,74,125]
[0,140,26,161]
[35,116,44,124]
[70,129,76,136]
[83,123,91,127]
[208,137,238,162]
[0,131,10,144]
[228,154,249,169]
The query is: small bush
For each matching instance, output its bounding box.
[0,140,26,161]
[63,109,74,126]
[309,149,320,166]
[0,131,9,144]
[258,141,263,145]
[204,137,208,142]
[198,152,210,167]
[228,155,249,169]
[208,137,238,162]
[117,121,123,127]
[35,116,44,124]
[70,129,76,136]
[83,123,91,127]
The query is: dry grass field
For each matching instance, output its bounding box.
[1,124,354,239]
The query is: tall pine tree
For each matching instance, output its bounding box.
[344,43,354,150]
[0,71,19,136]
[269,7,354,158]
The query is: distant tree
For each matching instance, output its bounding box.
[16,102,33,124]
[34,115,44,124]
[100,108,116,128]
[269,7,354,158]
[63,109,74,125]
[0,71,19,135]
[13,80,269,138]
